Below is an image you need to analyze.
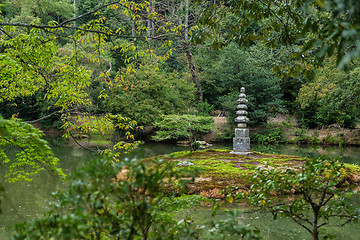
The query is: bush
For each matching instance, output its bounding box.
[152,114,214,144]
[252,126,285,144]
[13,154,260,240]
[105,64,196,127]
[296,60,360,128]
[13,156,200,239]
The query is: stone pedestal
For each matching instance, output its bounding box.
[232,129,251,154]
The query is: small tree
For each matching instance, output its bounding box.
[241,156,360,240]
[12,156,200,240]
[152,114,214,147]
[12,154,261,240]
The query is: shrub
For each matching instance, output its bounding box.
[13,154,260,240]
[152,114,214,144]
[105,64,196,127]
[251,126,285,144]
[296,60,360,128]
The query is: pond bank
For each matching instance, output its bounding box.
[34,115,360,147]
[204,116,360,146]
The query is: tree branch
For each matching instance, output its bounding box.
[26,111,62,124]
[0,27,13,38]
[69,131,102,153]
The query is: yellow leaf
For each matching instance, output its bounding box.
[226,196,234,204]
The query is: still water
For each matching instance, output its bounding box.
[0,144,97,238]
[1,142,360,239]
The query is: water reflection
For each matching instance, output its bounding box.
[1,142,360,238]
[0,145,97,238]
[250,144,360,165]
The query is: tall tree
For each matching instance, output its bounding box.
[196,42,284,125]
[296,59,360,128]
[0,0,73,24]
[193,0,360,70]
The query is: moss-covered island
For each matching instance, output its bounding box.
[147,149,360,199]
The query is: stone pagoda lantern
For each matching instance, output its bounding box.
[232,87,251,154]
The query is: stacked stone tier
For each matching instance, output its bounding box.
[235,88,249,126]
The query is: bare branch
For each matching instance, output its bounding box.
[69,131,103,153]
[26,111,62,124]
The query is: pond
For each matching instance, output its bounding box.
[1,142,360,239]
[0,144,97,238]
[177,205,360,240]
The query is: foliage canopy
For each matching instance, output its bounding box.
[297,60,360,128]
[197,43,284,126]
[194,0,360,69]
[0,116,65,182]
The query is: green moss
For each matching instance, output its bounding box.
[149,149,360,195]
[167,150,192,158]
[195,159,236,172]
[241,163,258,170]
[202,149,231,153]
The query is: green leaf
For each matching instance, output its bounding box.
[317,44,329,58]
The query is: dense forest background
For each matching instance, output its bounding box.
[1,0,359,134]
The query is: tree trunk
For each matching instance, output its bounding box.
[184,43,203,102]
[147,0,155,38]
[312,205,319,240]
[73,0,76,26]
[132,20,135,37]
[185,0,189,40]
[178,1,183,26]
[147,0,152,37]
[147,17,151,37]
[312,230,319,240]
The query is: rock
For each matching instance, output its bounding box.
[176,141,190,146]
[177,161,194,167]
[344,129,360,145]
[197,141,213,148]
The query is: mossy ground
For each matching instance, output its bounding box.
[150,149,360,198]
